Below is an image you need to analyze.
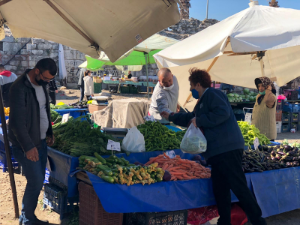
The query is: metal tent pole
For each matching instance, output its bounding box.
[144,53,150,100]
[0,85,19,218]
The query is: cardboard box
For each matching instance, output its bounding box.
[88,104,107,114]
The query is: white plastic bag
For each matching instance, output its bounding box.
[122,126,146,152]
[180,123,207,154]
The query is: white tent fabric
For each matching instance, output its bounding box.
[97,34,179,62]
[154,5,300,111]
[58,44,68,80]
[1,0,180,62]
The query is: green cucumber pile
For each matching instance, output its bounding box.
[79,153,164,185]
[137,121,186,151]
[52,116,119,156]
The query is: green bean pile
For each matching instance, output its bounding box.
[137,121,185,152]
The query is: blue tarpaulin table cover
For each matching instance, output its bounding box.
[54,108,88,119]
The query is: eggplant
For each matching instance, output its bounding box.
[163,170,171,181]
[192,155,202,161]
[277,151,286,156]
[200,159,208,167]
[284,145,292,151]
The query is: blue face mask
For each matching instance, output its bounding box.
[191,89,199,99]
[259,91,266,95]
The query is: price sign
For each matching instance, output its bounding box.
[62,113,70,124]
[107,139,121,151]
[166,150,176,159]
[245,113,252,124]
[254,137,259,150]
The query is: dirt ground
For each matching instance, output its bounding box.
[1,88,300,225]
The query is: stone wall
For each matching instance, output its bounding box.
[0,28,85,85]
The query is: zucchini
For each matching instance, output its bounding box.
[101,175,114,183]
[94,153,106,164]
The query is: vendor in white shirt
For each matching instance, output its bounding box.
[149,68,180,124]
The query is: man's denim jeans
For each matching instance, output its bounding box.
[12,140,47,224]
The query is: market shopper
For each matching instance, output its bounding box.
[161,68,266,225]
[48,77,58,105]
[252,77,277,141]
[77,68,86,101]
[83,70,94,100]
[149,68,180,124]
[9,58,57,225]
[0,64,18,107]
[128,71,133,79]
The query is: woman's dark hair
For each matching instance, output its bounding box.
[188,68,211,88]
[84,70,91,76]
[35,58,57,76]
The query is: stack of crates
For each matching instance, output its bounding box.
[276,100,283,133]
[281,101,300,132]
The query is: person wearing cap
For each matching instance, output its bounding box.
[252,77,277,141]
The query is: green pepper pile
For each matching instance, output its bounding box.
[52,116,119,156]
[79,153,164,186]
[238,121,270,147]
[137,121,186,151]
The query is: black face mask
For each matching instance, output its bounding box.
[35,74,49,86]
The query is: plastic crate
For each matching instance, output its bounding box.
[94,83,102,94]
[0,149,20,173]
[281,124,290,133]
[276,111,282,122]
[282,112,291,123]
[291,113,299,122]
[43,177,78,219]
[283,89,299,100]
[276,100,283,110]
[276,121,282,134]
[124,210,188,225]
[120,85,130,94]
[129,86,139,94]
[291,123,298,130]
[78,182,123,225]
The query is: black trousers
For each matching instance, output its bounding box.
[207,150,266,225]
[49,91,56,105]
[80,86,84,102]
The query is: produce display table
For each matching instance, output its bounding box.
[103,80,156,87]
[54,108,88,119]
[75,149,252,214]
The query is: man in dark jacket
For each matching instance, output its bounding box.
[161,68,266,225]
[9,58,57,225]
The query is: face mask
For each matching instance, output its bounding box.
[35,77,49,86]
[163,84,174,91]
[191,89,199,99]
[259,91,266,95]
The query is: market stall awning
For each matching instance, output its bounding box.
[81,34,179,70]
[154,4,300,111]
[0,0,180,62]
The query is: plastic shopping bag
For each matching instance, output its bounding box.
[180,123,207,154]
[122,126,146,153]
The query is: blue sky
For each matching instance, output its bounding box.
[189,0,300,21]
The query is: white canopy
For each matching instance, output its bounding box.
[154,4,300,111]
[0,0,180,62]
[97,34,179,61]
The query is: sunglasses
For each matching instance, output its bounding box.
[40,72,54,82]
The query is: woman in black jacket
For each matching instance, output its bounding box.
[161,68,266,225]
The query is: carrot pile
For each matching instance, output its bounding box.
[145,153,211,181]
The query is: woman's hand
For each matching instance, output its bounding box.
[267,85,272,91]
[191,118,197,128]
[160,111,170,120]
